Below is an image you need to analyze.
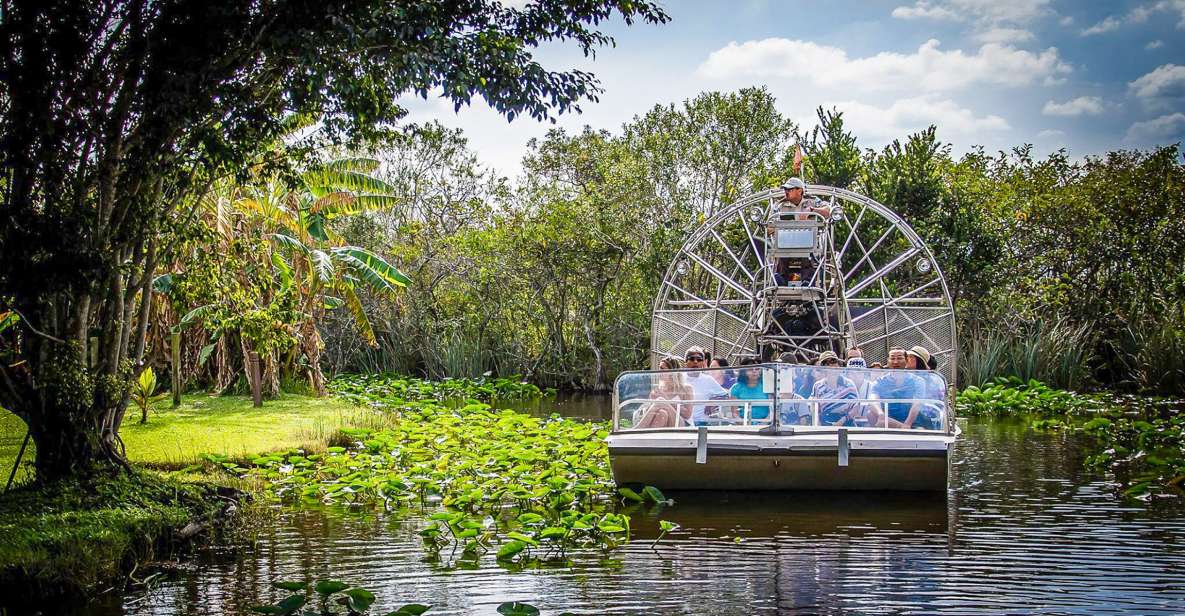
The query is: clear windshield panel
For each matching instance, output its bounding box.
[613,364,948,432]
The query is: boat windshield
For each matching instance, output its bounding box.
[613,363,949,432]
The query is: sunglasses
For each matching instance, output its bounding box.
[685,355,704,361]
[823,360,840,366]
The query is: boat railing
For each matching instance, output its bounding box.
[613,363,950,434]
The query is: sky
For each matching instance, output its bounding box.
[402,0,1185,179]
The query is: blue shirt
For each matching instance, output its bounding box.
[729,381,771,420]
[872,373,929,427]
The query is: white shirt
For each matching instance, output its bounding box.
[685,372,728,424]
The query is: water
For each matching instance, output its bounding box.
[79,399,1185,615]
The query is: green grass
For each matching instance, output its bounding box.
[1,392,379,486]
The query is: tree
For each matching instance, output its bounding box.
[801,107,862,189]
[0,0,669,481]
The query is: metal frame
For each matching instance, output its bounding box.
[650,185,958,384]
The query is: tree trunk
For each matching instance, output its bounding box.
[300,320,327,396]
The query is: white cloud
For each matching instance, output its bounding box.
[1147,40,1164,49]
[1082,1,1185,36]
[1123,112,1185,144]
[1081,16,1121,36]
[1059,15,1074,26]
[1036,129,1065,138]
[892,2,959,20]
[974,27,1035,44]
[697,38,1071,92]
[1042,96,1104,116]
[890,0,1052,25]
[833,96,1009,142]
[1129,64,1185,106]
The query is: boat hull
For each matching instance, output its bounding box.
[608,430,952,491]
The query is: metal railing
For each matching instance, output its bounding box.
[612,364,949,434]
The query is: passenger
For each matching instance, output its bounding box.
[810,351,858,426]
[867,348,934,429]
[845,352,873,425]
[682,346,728,425]
[633,357,693,428]
[767,353,806,424]
[710,357,737,389]
[907,345,947,430]
[729,358,772,424]
[905,345,928,370]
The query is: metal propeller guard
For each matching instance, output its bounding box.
[650,184,957,383]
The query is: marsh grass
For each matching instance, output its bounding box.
[959,319,1094,390]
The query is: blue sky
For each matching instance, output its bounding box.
[404,0,1185,178]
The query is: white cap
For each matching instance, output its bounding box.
[781,177,805,190]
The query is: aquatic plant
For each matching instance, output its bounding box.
[252,579,429,615]
[955,377,1102,417]
[1078,397,1185,499]
[328,373,552,405]
[234,387,656,564]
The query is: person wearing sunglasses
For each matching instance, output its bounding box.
[682,346,728,425]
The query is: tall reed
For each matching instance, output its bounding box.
[959,318,1094,390]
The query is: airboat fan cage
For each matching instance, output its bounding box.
[651,185,958,384]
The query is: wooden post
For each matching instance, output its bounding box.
[248,351,262,408]
[171,331,182,407]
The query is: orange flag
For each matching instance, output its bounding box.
[792,144,803,175]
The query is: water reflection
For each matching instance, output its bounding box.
[63,412,1185,615]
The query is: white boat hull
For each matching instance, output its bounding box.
[608,429,954,491]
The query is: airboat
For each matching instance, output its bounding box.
[608,184,958,491]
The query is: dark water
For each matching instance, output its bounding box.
[77,398,1185,615]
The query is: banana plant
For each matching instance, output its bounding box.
[131,367,168,425]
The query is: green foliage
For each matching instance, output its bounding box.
[0,0,669,480]
[959,319,1094,390]
[1079,398,1185,499]
[329,373,550,404]
[955,378,1103,417]
[131,367,168,425]
[799,107,861,189]
[226,374,657,566]
[0,472,234,597]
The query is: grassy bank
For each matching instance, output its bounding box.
[0,470,239,601]
[0,391,379,604]
[1,392,375,486]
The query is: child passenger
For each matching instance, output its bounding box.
[728,358,771,423]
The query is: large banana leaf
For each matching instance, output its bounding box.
[341,286,377,346]
[270,233,310,255]
[310,157,381,175]
[174,304,216,332]
[309,249,335,284]
[270,251,293,288]
[300,169,398,199]
[331,247,410,291]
